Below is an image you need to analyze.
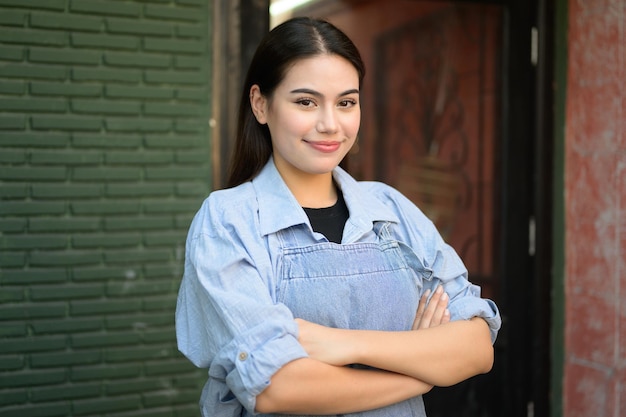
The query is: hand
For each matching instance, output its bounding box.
[295,318,354,367]
[412,285,451,330]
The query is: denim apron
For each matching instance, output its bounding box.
[249,221,432,417]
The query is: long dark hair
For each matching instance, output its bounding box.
[226,17,366,188]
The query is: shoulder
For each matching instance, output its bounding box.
[206,182,257,215]
[187,182,260,239]
[356,180,439,241]
[334,167,415,213]
[358,180,404,199]
[359,181,426,216]
[333,166,433,229]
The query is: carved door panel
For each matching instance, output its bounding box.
[368,5,503,416]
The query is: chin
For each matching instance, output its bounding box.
[307,159,344,175]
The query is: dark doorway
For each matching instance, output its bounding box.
[217,0,553,415]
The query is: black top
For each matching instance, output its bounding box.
[303,191,349,244]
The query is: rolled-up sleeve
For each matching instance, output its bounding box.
[375,184,502,344]
[175,197,308,414]
[423,233,501,344]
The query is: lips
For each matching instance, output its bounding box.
[305,140,342,153]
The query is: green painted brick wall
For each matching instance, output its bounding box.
[0,0,212,416]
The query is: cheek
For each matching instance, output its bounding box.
[279,112,316,135]
[343,113,361,137]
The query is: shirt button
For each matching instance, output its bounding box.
[238,352,248,361]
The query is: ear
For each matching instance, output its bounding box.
[249,85,268,124]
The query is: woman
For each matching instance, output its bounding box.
[176,17,501,417]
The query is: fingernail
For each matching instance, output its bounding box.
[441,292,448,301]
[436,285,443,294]
[423,289,431,298]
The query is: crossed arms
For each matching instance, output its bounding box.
[255,286,494,414]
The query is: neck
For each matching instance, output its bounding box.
[280,170,337,208]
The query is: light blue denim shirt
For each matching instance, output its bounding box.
[176,157,501,417]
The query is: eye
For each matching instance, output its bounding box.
[338,99,357,108]
[295,98,316,107]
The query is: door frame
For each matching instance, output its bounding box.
[501,0,554,415]
[210,0,268,188]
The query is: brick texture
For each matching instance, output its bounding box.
[0,1,211,416]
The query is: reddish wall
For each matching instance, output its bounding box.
[564,1,625,416]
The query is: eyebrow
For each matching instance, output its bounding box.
[289,88,360,97]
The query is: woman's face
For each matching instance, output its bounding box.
[251,54,361,180]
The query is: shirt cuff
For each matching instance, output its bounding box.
[211,320,309,414]
[448,284,502,344]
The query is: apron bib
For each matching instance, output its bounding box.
[253,222,430,417]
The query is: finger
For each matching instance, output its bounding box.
[418,286,443,329]
[412,289,431,330]
[442,308,451,324]
[430,290,449,325]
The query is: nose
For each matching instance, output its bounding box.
[316,107,338,134]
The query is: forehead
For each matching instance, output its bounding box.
[279,54,359,90]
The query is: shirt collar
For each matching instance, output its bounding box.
[252,157,398,238]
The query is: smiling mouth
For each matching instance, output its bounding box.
[304,140,342,153]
